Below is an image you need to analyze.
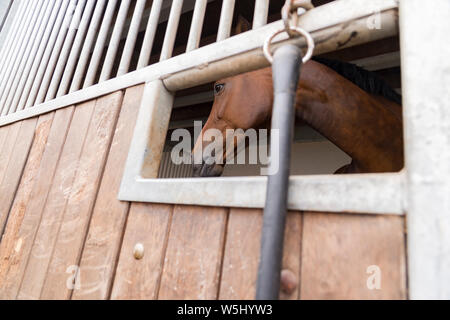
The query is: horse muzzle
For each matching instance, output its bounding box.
[192,160,224,177]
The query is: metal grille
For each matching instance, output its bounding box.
[0,0,270,118]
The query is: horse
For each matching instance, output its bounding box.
[191,56,404,177]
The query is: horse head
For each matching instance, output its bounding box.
[192,68,274,177]
[192,16,273,177]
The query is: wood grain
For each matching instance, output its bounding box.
[300,212,407,299]
[0,122,21,192]
[0,114,54,299]
[16,101,96,300]
[0,119,37,232]
[219,208,302,300]
[0,108,73,299]
[158,205,228,300]
[0,115,54,287]
[38,92,123,300]
[0,124,10,155]
[110,203,173,300]
[72,85,144,300]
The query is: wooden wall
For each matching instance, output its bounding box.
[0,85,407,300]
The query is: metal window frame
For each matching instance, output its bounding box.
[118,79,405,215]
[117,0,404,215]
[400,0,450,300]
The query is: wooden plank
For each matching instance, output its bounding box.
[300,213,407,299]
[0,108,74,299]
[219,209,302,300]
[157,205,228,300]
[0,118,38,233]
[0,124,10,153]
[110,203,173,300]
[72,85,144,300]
[0,122,21,185]
[0,113,53,298]
[39,91,123,300]
[15,101,96,300]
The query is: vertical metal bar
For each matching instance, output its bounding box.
[0,0,26,76]
[0,0,45,116]
[69,0,107,93]
[0,0,38,106]
[400,0,450,300]
[160,0,184,61]
[99,0,131,82]
[57,0,96,97]
[27,0,77,108]
[44,0,87,101]
[186,0,207,52]
[17,0,70,112]
[3,0,54,115]
[256,44,302,300]
[0,0,14,33]
[8,0,62,114]
[117,0,147,76]
[0,0,41,96]
[137,0,163,69]
[164,153,171,178]
[253,0,269,29]
[158,152,167,178]
[83,0,118,88]
[217,0,235,41]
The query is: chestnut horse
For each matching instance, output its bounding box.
[192,57,403,177]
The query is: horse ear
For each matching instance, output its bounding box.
[234,15,251,35]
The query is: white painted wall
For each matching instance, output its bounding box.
[222,140,351,177]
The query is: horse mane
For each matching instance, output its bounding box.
[313,57,402,105]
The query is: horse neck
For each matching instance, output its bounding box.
[291,62,404,173]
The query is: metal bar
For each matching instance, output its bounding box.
[17,0,70,112]
[160,0,184,61]
[69,0,107,92]
[0,0,41,98]
[186,0,207,52]
[0,0,26,76]
[0,0,14,33]
[3,0,54,115]
[400,0,450,300]
[0,0,45,116]
[163,153,171,178]
[99,0,131,82]
[57,0,96,97]
[83,0,118,87]
[8,0,62,114]
[158,152,168,178]
[27,0,77,107]
[0,0,38,109]
[0,0,26,77]
[44,0,87,102]
[253,0,269,29]
[137,0,163,69]
[119,173,405,214]
[123,80,174,179]
[117,0,147,76]
[256,44,302,300]
[0,0,399,124]
[217,0,235,41]
[164,9,398,90]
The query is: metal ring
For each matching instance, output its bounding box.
[263,26,315,64]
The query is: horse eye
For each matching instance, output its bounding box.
[214,84,224,95]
